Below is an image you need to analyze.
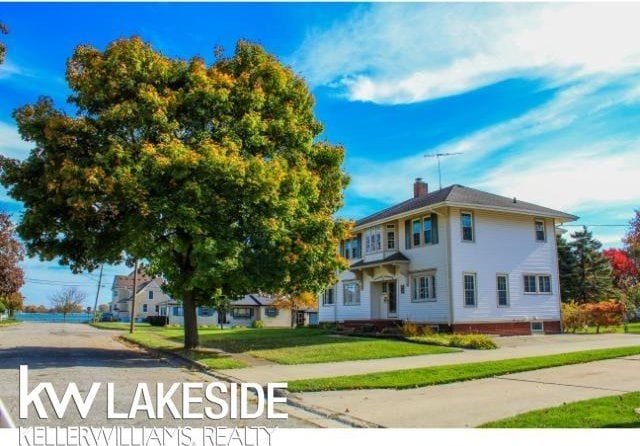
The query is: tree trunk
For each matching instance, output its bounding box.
[183,291,199,349]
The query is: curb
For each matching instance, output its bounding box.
[117,335,378,428]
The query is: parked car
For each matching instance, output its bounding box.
[99,312,116,322]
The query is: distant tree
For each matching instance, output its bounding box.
[557,234,579,302]
[2,292,23,317]
[0,211,25,302]
[0,300,5,315]
[603,248,638,288]
[0,22,7,64]
[0,37,349,349]
[273,291,317,327]
[23,304,50,313]
[98,303,109,313]
[569,227,615,303]
[50,287,86,320]
[623,210,640,270]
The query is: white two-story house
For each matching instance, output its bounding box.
[110,270,171,322]
[319,179,577,335]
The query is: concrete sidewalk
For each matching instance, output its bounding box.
[225,333,640,385]
[296,355,640,427]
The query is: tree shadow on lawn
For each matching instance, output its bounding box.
[163,328,365,353]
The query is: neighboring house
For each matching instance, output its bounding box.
[163,294,314,328]
[110,270,171,322]
[319,179,578,335]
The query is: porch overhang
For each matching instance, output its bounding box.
[349,252,410,284]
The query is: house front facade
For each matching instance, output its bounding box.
[110,271,171,322]
[319,179,578,335]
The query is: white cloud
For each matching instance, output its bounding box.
[294,3,640,104]
[0,121,33,160]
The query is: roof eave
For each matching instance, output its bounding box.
[354,203,447,231]
[444,201,579,222]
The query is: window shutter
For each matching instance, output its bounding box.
[431,213,439,244]
[404,220,411,249]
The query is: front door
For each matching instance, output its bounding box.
[387,281,397,318]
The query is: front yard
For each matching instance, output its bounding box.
[481,392,640,427]
[95,324,458,367]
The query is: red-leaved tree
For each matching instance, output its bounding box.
[603,248,638,288]
[0,211,25,307]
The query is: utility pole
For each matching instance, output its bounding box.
[424,152,463,190]
[129,259,138,334]
[92,264,104,323]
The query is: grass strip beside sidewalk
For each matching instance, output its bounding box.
[288,345,640,392]
[480,392,640,427]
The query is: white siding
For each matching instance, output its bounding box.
[449,208,561,323]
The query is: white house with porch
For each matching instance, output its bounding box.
[319,179,577,335]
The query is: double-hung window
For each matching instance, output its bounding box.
[322,287,335,306]
[535,220,546,242]
[423,216,433,244]
[463,273,477,306]
[413,274,436,301]
[387,224,396,250]
[343,282,361,305]
[412,219,421,247]
[461,212,474,242]
[142,304,148,313]
[365,227,382,254]
[523,274,552,294]
[148,290,154,300]
[497,274,509,307]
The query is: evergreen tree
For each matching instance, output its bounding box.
[569,226,615,303]
[556,233,578,302]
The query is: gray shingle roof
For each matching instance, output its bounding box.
[355,184,577,228]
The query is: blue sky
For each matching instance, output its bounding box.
[1,3,639,306]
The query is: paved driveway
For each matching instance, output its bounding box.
[0,323,317,427]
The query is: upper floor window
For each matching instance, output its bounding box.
[413,274,436,301]
[497,274,509,307]
[463,273,477,306]
[148,290,154,300]
[535,220,546,242]
[461,212,474,242]
[142,304,148,313]
[387,224,396,250]
[341,236,361,259]
[365,227,382,254]
[423,216,433,244]
[407,214,439,248]
[524,274,552,294]
[322,287,335,306]
[343,282,361,305]
[412,219,421,247]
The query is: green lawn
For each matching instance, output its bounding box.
[481,392,640,427]
[122,329,246,369]
[0,319,21,326]
[90,321,152,330]
[113,326,457,365]
[571,321,640,334]
[158,327,457,364]
[287,345,640,392]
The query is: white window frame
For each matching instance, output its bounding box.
[531,321,544,333]
[365,227,382,254]
[386,224,396,250]
[148,290,154,300]
[412,273,436,302]
[463,273,477,307]
[343,282,361,306]
[496,274,509,307]
[322,287,335,306]
[523,274,552,294]
[461,211,474,242]
[142,303,148,313]
[534,219,546,242]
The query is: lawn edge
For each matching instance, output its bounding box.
[288,345,640,392]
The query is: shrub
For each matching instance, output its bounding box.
[562,299,626,333]
[409,333,497,350]
[420,325,434,336]
[146,316,168,327]
[561,301,585,333]
[400,321,420,337]
[251,320,264,329]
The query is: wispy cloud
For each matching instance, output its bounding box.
[0,121,32,160]
[294,3,640,104]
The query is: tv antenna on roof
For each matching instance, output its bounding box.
[424,152,463,190]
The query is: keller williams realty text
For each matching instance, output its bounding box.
[18,366,288,420]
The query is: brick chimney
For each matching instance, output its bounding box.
[413,178,428,198]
